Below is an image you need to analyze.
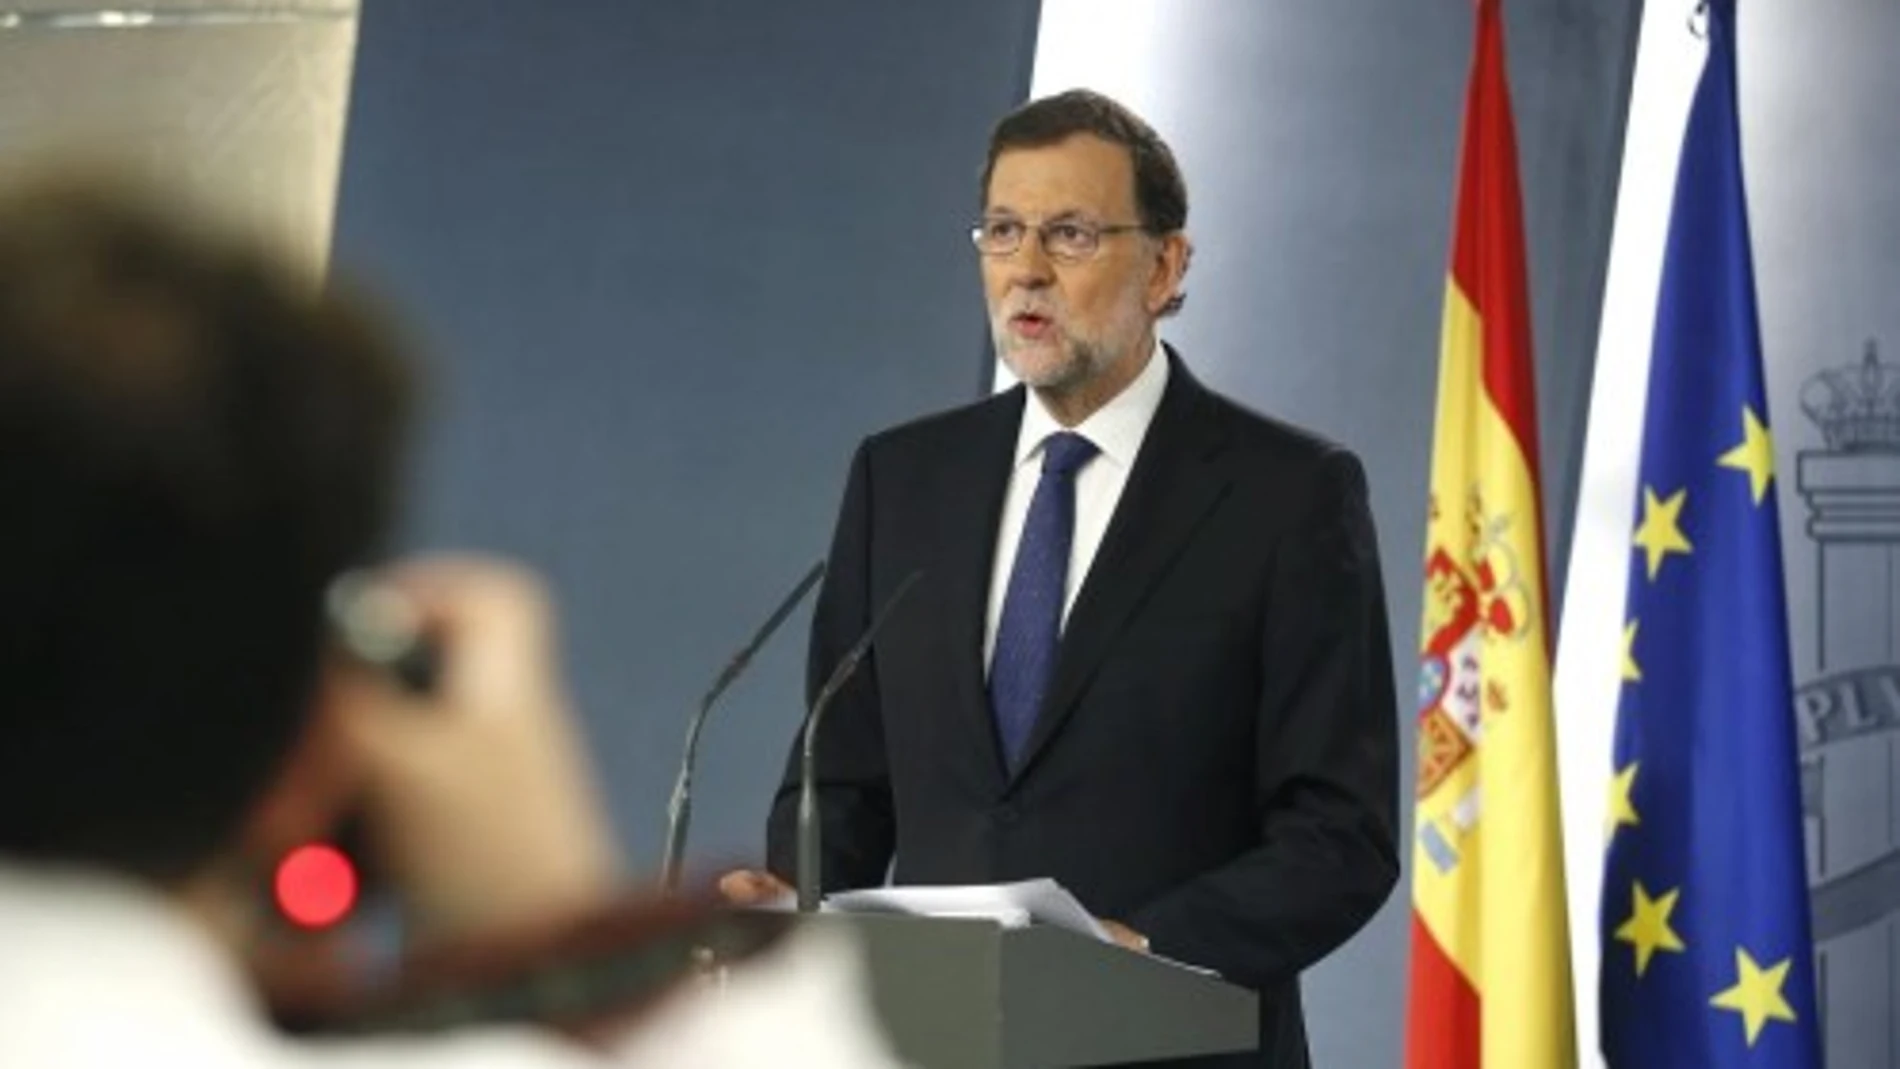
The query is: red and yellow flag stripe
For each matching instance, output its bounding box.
[1405,3,1575,1066]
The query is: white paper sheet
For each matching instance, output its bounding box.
[752,878,1223,977]
[821,878,1110,942]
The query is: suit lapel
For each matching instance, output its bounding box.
[1008,355,1235,785]
[933,388,1024,790]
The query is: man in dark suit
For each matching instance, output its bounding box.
[721,89,1399,1067]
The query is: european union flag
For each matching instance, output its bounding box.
[1598,2,1821,1066]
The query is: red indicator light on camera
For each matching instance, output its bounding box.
[273,842,358,929]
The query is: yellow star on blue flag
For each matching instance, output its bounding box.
[1597,2,1819,1067]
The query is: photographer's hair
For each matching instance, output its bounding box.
[0,182,415,884]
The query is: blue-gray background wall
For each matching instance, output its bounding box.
[332,0,1039,872]
[331,2,1636,1065]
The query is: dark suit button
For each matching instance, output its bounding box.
[992,803,1020,825]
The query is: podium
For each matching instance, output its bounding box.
[806,914,1258,1068]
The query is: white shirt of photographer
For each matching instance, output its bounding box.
[0,863,907,1069]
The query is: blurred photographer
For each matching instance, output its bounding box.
[0,183,897,1068]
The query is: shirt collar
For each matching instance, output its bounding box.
[1013,338,1170,470]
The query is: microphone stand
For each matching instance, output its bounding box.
[797,570,923,913]
[659,560,826,893]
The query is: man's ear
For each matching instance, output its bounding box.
[1147,232,1193,315]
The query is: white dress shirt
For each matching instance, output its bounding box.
[0,861,904,1069]
[984,341,1169,673]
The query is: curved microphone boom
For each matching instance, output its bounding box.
[797,569,923,912]
[659,560,825,892]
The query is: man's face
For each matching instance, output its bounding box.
[980,134,1168,395]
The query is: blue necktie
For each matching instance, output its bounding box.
[989,431,1099,772]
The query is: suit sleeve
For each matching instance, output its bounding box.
[764,441,896,891]
[1127,448,1401,989]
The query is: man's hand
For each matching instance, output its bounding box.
[717,868,795,906]
[1100,920,1150,953]
[325,557,622,940]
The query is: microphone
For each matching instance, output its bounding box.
[797,569,923,912]
[659,560,826,892]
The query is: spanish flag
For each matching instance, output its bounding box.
[1405,2,1575,1066]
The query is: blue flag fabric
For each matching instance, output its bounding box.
[1598,2,1822,1066]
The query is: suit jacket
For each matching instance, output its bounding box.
[767,351,1400,1068]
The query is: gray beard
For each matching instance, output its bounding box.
[992,328,1131,396]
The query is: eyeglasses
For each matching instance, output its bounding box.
[969,216,1146,264]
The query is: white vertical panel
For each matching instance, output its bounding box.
[1028,0,1167,102]
[1551,7,1702,1067]
[0,1,360,276]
